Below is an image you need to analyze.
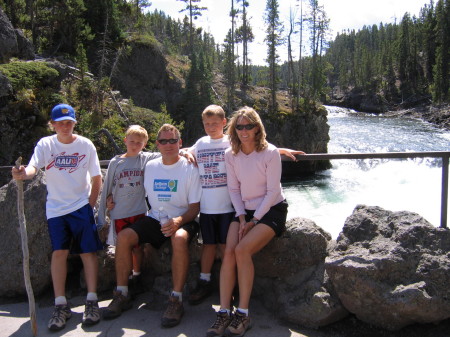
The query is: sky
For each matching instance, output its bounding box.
[149,0,430,65]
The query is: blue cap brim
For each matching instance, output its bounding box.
[53,116,77,122]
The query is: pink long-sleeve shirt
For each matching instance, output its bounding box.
[225,143,285,220]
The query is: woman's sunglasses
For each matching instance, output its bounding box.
[235,124,256,131]
[158,138,179,145]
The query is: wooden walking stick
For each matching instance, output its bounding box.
[15,157,38,336]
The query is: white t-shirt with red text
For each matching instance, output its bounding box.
[28,134,101,219]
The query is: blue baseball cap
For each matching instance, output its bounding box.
[51,104,76,122]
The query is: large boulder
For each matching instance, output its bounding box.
[0,72,13,99]
[14,28,35,60]
[0,8,18,63]
[111,40,184,113]
[0,8,34,63]
[252,218,348,328]
[326,205,450,330]
[0,171,51,297]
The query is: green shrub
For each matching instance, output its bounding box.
[0,61,59,91]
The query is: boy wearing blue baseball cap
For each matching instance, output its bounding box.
[12,104,103,331]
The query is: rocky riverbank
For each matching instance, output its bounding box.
[384,104,450,130]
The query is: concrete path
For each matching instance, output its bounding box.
[0,293,323,337]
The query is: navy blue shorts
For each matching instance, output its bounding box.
[128,216,199,249]
[199,212,234,244]
[233,200,288,237]
[47,203,103,254]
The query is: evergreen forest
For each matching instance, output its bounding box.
[0,0,449,146]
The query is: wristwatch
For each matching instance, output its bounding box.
[251,218,259,225]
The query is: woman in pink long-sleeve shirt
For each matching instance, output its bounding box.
[207,107,288,337]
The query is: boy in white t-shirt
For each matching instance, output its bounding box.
[12,104,103,331]
[186,105,234,305]
[187,105,304,306]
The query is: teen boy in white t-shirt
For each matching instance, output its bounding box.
[12,104,103,331]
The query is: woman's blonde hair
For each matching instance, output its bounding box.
[125,125,148,142]
[226,106,268,155]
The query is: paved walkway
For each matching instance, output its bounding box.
[0,293,323,337]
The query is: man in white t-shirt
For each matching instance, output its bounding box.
[104,124,201,328]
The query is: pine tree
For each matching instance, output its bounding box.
[177,0,207,55]
[236,0,253,88]
[264,0,283,113]
[305,0,329,101]
[432,0,450,102]
[223,29,236,113]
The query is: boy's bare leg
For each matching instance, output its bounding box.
[132,246,143,273]
[79,252,99,293]
[51,250,69,298]
[218,243,226,260]
[201,244,216,274]
[115,228,139,286]
[219,221,240,310]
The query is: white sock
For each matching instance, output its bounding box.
[171,290,183,302]
[237,308,249,316]
[200,273,211,282]
[117,286,128,296]
[132,270,141,276]
[86,292,98,302]
[55,296,67,306]
[219,308,231,316]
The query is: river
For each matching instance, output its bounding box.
[283,106,450,239]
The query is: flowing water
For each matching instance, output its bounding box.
[283,106,450,238]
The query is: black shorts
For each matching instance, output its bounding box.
[233,200,288,237]
[199,212,235,244]
[128,216,199,249]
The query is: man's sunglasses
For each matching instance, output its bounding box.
[235,124,256,131]
[157,138,179,145]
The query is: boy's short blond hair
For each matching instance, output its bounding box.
[202,105,226,120]
[125,125,148,142]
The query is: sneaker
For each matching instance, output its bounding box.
[161,295,184,328]
[188,279,213,305]
[207,310,232,337]
[224,310,252,337]
[82,300,100,326]
[103,290,132,320]
[48,304,72,331]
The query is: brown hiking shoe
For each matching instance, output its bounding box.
[207,310,232,337]
[48,304,72,331]
[188,278,213,305]
[161,294,184,328]
[224,310,252,337]
[103,290,132,320]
